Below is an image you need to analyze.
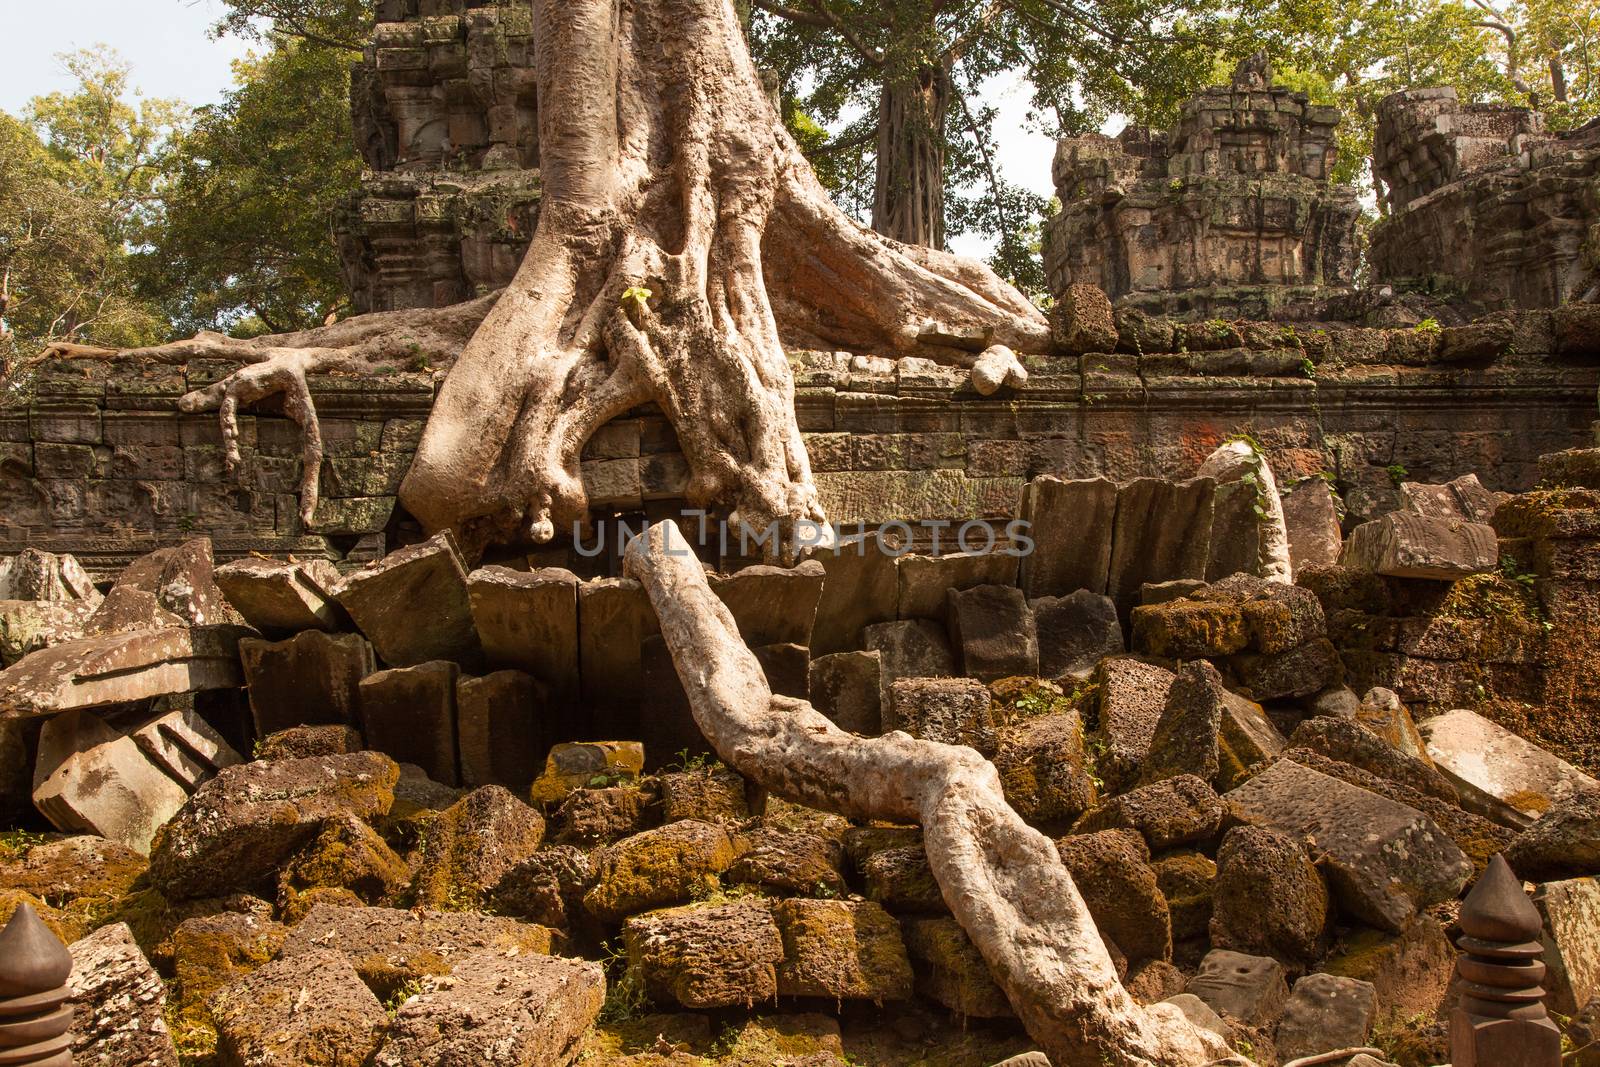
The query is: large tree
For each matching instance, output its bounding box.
[38,10,1239,1059]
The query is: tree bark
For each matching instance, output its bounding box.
[873,59,953,248]
[625,520,1242,1067]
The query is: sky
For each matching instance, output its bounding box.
[0,1,1058,259]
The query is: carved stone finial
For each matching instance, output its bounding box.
[1232,50,1273,91]
[0,903,75,1066]
[1449,855,1561,1067]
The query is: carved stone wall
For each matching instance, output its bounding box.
[5,308,1595,579]
[1369,87,1600,308]
[337,0,541,312]
[1043,60,1361,320]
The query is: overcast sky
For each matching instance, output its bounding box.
[1,1,1056,258]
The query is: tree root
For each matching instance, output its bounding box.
[625,519,1245,1067]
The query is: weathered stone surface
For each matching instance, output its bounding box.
[1210,825,1329,968]
[863,619,956,699]
[1031,590,1123,681]
[1281,478,1344,571]
[488,846,593,931]
[752,641,809,699]
[553,782,658,848]
[208,947,387,1067]
[728,829,846,896]
[1289,715,1457,803]
[410,785,545,908]
[214,556,345,634]
[1506,790,1600,880]
[886,677,997,756]
[0,835,147,946]
[1274,973,1380,1061]
[1052,283,1119,353]
[577,576,658,735]
[1075,774,1224,850]
[1091,658,1175,791]
[0,599,94,668]
[109,538,231,627]
[455,670,545,792]
[946,583,1038,682]
[240,630,375,735]
[1186,949,1290,1029]
[280,903,555,999]
[32,709,192,854]
[1018,477,1118,599]
[773,898,914,1001]
[131,706,242,789]
[254,724,363,761]
[1055,828,1171,963]
[993,711,1099,829]
[1399,474,1498,524]
[1339,513,1498,580]
[1231,637,1343,701]
[1534,876,1600,1016]
[1321,915,1456,1022]
[807,651,882,735]
[584,820,738,922]
[68,921,180,1067]
[1355,686,1430,763]
[528,741,644,806]
[149,751,399,899]
[0,625,245,719]
[1106,478,1216,617]
[806,540,899,656]
[374,952,604,1067]
[861,846,945,913]
[709,560,826,646]
[169,911,289,1053]
[1140,660,1227,787]
[277,813,409,921]
[1,547,100,605]
[1131,599,1247,660]
[658,767,749,824]
[335,531,480,667]
[1421,708,1600,828]
[899,916,1013,1018]
[1162,993,1231,1045]
[1226,759,1472,931]
[467,566,579,702]
[624,900,784,1008]
[1153,850,1215,943]
[896,551,1018,622]
[358,660,460,786]
[82,586,183,636]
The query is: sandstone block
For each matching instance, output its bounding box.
[774,898,914,1001]
[0,599,95,668]
[1534,876,1600,1016]
[1354,686,1430,762]
[1420,708,1600,828]
[728,828,846,896]
[1506,790,1600,880]
[108,538,230,626]
[0,625,246,719]
[1274,973,1380,1061]
[1186,949,1290,1029]
[240,630,375,735]
[528,741,644,806]
[0,547,100,605]
[1106,478,1215,617]
[805,540,899,655]
[410,785,545,908]
[709,560,826,646]
[1210,825,1329,968]
[993,711,1099,829]
[863,618,955,700]
[467,566,579,704]
[1055,828,1171,963]
[1018,477,1118,598]
[1075,773,1224,850]
[455,670,545,792]
[577,576,658,737]
[358,660,460,786]
[68,922,180,1067]
[1092,657,1176,790]
[32,709,191,854]
[1339,513,1497,580]
[214,556,345,634]
[807,651,882,735]
[886,676,997,756]
[900,916,1013,1017]
[130,705,241,789]
[947,583,1038,681]
[1226,759,1472,931]
[623,900,784,1008]
[1281,477,1343,571]
[335,531,480,666]
[208,948,386,1067]
[1031,589,1123,678]
[1398,473,1497,524]
[896,551,1018,622]
[584,820,738,922]
[374,952,604,1067]
[1320,915,1455,1022]
[1289,715,1457,802]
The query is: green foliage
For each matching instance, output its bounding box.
[211,0,374,51]
[142,40,362,335]
[1414,317,1442,335]
[596,940,650,1023]
[1387,462,1410,485]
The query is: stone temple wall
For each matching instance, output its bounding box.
[1043,59,1362,321]
[1369,87,1600,308]
[337,0,541,313]
[4,307,1596,580]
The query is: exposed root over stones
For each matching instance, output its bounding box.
[625,519,1244,1067]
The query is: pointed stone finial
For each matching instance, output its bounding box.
[1449,855,1561,1067]
[0,903,75,1066]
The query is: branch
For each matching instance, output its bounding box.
[944,0,1009,63]
[751,0,884,63]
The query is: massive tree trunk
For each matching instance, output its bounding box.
[626,520,1240,1067]
[873,60,952,248]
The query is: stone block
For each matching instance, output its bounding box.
[1092,657,1176,791]
[528,741,644,806]
[1339,513,1497,580]
[410,785,546,909]
[456,670,545,792]
[1281,477,1343,571]
[1534,876,1600,1015]
[130,706,243,789]
[807,651,882,735]
[1209,825,1329,968]
[728,828,845,895]
[659,767,749,825]
[863,618,956,704]
[1106,478,1215,618]
[467,566,579,707]
[1131,599,1248,659]
[1186,949,1290,1029]
[1153,851,1215,943]
[1032,589,1123,679]
[0,548,100,604]
[68,922,180,1067]
[1398,473,1497,523]
[994,711,1099,828]
[334,531,481,667]
[32,709,192,854]
[208,947,387,1067]
[1226,759,1472,932]
[0,599,95,668]
[708,560,826,646]
[109,538,232,627]
[0,625,245,719]
[1288,715,1456,803]
[1274,973,1379,1061]
[886,676,997,756]
[1420,709,1600,828]
[240,630,375,735]
[947,583,1038,681]
[358,660,460,786]
[1505,790,1600,880]
[1018,476,1118,598]
[1056,828,1171,963]
[214,556,346,634]
[577,576,658,737]
[773,899,914,1001]
[897,550,1019,622]
[623,900,784,1009]
[583,820,738,922]
[753,641,809,698]
[900,917,1013,1018]
[374,952,604,1067]
[1230,637,1342,701]
[1075,773,1224,851]
[861,845,945,913]
[806,539,899,655]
